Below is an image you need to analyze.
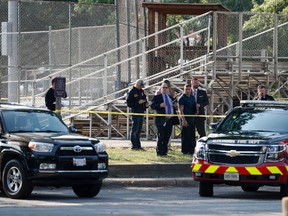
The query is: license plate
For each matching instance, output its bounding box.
[73,158,86,166]
[224,172,239,181]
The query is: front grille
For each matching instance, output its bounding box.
[209,154,260,164]
[59,145,96,156]
[209,144,262,152]
[57,145,98,170]
[207,143,265,165]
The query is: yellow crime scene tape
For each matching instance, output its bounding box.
[0,98,224,118]
[57,109,225,118]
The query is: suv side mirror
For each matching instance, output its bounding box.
[209,123,218,133]
[68,126,77,133]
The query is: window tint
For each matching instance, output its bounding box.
[2,110,68,133]
[219,108,288,133]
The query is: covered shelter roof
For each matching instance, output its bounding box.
[142,2,230,46]
[142,3,230,77]
[142,3,229,15]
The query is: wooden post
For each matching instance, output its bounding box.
[55,97,61,118]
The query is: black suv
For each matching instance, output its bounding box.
[192,101,288,198]
[0,103,108,199]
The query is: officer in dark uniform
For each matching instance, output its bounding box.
[126,79,148,150]
[191,77,209,138]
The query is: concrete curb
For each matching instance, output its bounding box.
[103,177,198,188]
[108,163,192,178]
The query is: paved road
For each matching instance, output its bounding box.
[0,186,283,216]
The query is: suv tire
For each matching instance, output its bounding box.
[2,160,33,199]
[72,181,102,198]
[280,184,288,198]
[199,181,213,197]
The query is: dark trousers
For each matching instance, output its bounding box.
[195,117,206,138]
[181,122,196,154]
[156,119,173,156]
[131,115,144,149]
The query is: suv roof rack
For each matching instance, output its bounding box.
[240,100,288,108]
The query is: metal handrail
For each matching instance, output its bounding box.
[32,11,213,94]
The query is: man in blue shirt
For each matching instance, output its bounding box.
[178,84,198,155]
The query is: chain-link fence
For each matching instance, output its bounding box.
[0,0,148,107]
[215,11,288,64]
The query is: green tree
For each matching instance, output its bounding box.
[42,0,114,3]
[73,0,115,25]
[200,0,257,12]
[251,0,288,13]
[43,0,78,2]
[78,0,114,3]
[244,0,288,32]
[243,0,288,59]
[162,0,201,3]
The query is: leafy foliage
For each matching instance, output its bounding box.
[78,0,114,3]
[43,0,114,3]
[244,0,288,32]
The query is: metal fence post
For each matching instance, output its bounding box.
[89,113,93,137]
[146,109,149,140]
[68,3,72,110]
[125,0,131,83]
[212,12,217,80]
[8,0,19,103]
[205,15,212,74]
[134,0,140,79]
[48,26,53,90]
[104,54,108,99]
[141,38,146,79]
[179,22,184,75]
[32,80,36,107]
[127,108,130,140]
[108,103,112,139]
[115,0,121,93]
[273,14,278,77]
[238,12,243,81]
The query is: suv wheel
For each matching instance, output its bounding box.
[72,181,102,198]
[241,185,259,192]
[199,181,213,197]
[280,184,288,198]
[2,160,33,199]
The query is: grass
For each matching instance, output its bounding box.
[106,146,193,165]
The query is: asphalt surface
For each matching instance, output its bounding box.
[101,138,196,188]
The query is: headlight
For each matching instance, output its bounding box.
[194,140,207,160]
[266,144,286,162]
[94,142,105,153]
[28,142,54,152]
